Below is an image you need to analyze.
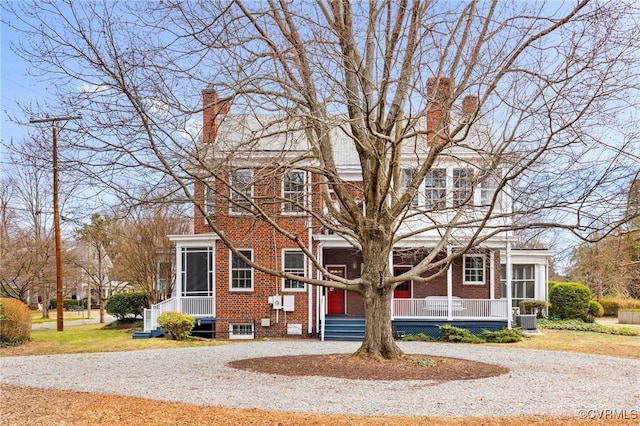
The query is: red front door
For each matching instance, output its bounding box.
[393,266,412,299]
[326,265,346,315]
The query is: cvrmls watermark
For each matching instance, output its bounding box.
[578,409,638,420]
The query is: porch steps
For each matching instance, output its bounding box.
[132,327,165,339]
[322,316,365,341]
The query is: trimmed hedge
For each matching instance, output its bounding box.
[105,292,148,320]
[548,282,591,320]
[537,318,639,336]
[599,297,640,316]
[519,299,548,316]
[0,298,32,345]
[157,311,195,340]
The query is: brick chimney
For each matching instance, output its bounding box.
[426,77,452,146]
[202,87,230,144]
[462,95,478,115]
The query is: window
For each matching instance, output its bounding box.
[283,250,305,290]
[480,171,500,206]
[157,261,173,294]
[229,323,254,339]
[230,170,253,214]
[181,247,214,296]
[401,168,419,206]
[501,264,535,308]
[204,183,215,218]
[463,254,485,284]
[282,171,305,213]
[230,249,253,290]
[425,168,446,209]
[453,168,473,207]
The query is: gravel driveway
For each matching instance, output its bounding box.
[1,341,638,417]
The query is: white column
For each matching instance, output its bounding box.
[447,245,453,320]
[506,242,513,329]
[489,250,495,300]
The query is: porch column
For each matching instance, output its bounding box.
[506,242,513,329]
[489,250,495,300]
[175,244,183,306]
[447,245,453,320]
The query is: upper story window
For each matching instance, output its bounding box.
[283,250,305,290]
[453,168,473,207]
[204,183,215,219]
[463,254,485,285]
[480,171,501,207]
[230,170,253,214]
[401,168,419,206]
[425,168,447,210]
[282,171,305,214]
[230,249,253,291]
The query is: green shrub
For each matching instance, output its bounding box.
[49,299,82,310]
[438,324,483,343]
[105,292,148,320]
[0,298,32,345]
[537,318,639,336]
[519,299,548,317]
[599,297,640,316]
[548,282,591,320]
[157,311,195,340]
[586,300,604,322]
[478,328,522,343]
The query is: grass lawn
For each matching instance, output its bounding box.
[490,328,640,359]
[0,322,231,357]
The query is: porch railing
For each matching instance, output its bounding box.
[392,298,509,320]
[143,296,215,332]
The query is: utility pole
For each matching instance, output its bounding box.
[29,115,81,332]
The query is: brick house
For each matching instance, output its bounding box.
[140,79,550,340]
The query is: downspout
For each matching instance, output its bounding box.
[307,214,313,334]
[447,245,453,320]
[506,241,513,329]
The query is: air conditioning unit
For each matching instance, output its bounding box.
[269,295,282,310]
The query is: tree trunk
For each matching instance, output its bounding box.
[353,237,404,360]
[354,284,404,360]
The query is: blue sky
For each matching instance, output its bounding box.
[1,8,40,156]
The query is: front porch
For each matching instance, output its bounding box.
[143,296,215,332]
[320,298,510,340]
[392,297,509,320]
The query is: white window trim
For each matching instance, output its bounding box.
[229,169,254,215]
[281,170,306,215]
[229,248,254,291]
[229,323,254,340]
[463,253,485,285]
[204,183,215,222]
[424,167,447,209]
[282,249,306,292]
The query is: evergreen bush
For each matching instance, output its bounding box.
[548,282,591,320]
[586,300,604,322]
[0,298,32,345]
[105,292,148,320]
[157,311,195,340]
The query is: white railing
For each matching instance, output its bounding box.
[392,298,509,320]
[143,296,215,332]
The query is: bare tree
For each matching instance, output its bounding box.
[75,213,122,323]
[4,0,640,358]
[111,204,191,304]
